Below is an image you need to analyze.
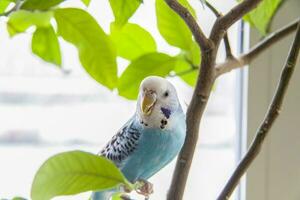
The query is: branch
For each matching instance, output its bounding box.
[166,1,216,199]
[205,1,234,58]
[223,33,233,58]
[164,0,210,51]
[210,0,262,46]
[205,1,220,17]
[217,22,300,200]
[215,18,299,77]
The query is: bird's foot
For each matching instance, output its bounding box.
[135,179,153,198]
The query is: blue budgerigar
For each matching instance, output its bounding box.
[92,76,186,200]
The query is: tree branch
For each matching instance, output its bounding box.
[210,0,262,47]
[205,1,234,58]
[167,50,216,200]
[164,0,210,51]
[223,33,233,58]
[217,22,300,200]
[215,18,299,77]
[205,1,220,17]
[166,1,216,199]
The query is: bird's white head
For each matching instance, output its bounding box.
[136,76,181,129]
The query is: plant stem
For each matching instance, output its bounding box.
[205,1,234,58]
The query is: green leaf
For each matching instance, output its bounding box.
[81,0,91,6]
[32,26,61,66]
[111,193,123,200]
[0,0,12,13]
[175,41,200,86]
[118,53,176,99]
[185,41,201,66]
[242,0,283,34]
[155,0,195,50]
[109,0,141,27]
[12,197,27,200]
[7,10,53,36]
[110,22,157,60]
[21,0,65,10]
[31,151,129,200]
[174,57,198,86]
[54,8,117,89]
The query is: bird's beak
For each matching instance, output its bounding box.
[141,90,157,116]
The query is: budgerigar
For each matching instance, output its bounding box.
[92,76,186,200]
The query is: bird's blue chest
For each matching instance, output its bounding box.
[120,123,185,182]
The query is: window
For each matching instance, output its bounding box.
[0,0,243,199]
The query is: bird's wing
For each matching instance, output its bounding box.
[99,119,141,166]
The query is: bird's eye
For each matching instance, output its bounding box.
[164,91,169,97]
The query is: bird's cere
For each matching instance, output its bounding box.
[161,107,171,119]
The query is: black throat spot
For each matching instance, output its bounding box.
[161,107,171,119]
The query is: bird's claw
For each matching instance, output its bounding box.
[135,179,153,198]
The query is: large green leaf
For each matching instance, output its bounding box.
[109,0,141,27]
[110,22,157,60]
[31,151,130,200]
[21,0,65,10]
[155,0,195,50]
[54,8,117,89]
[32,26,61,67]
[7,10,53,36]
[242,0,283,34]
[118,53,176,99]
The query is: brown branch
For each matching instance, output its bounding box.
[210,0,262,47]
[205,1,220,17]
[217,22,300,200]
[205,1,234,59]
[164,0,210,51]
[167,49,215,200]
[166,1,216,200]
[223,33,233,58]
[215,18,299,77]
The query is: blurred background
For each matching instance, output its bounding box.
[1,0,242,199]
